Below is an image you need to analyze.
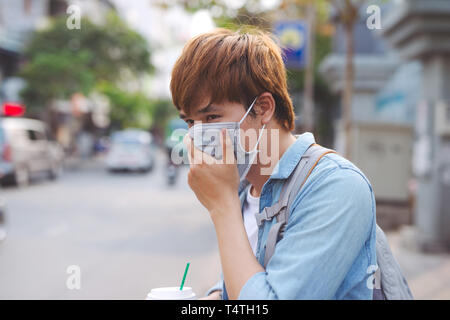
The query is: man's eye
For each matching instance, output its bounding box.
[206,115,220,121]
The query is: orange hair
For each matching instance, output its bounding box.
[170,28,295,131]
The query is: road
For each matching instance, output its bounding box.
[0,154,221,299]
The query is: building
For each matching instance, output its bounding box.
[0,0,67,104]
[382,0,450,252]
[319,2,418,230]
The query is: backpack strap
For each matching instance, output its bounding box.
[374,225,414,300]
[261,143,336,268]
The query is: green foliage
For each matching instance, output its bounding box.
[151,99,177,132]
[97,82,153,130]
[287,32,332,92]
[19,12,153,112]
[97,82,176,131]
[20,49,95,111]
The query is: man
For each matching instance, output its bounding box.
[170,28,377,299]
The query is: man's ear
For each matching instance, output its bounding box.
[255,92,276,125]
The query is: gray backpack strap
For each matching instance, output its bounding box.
[262,144,336,268]
[283,145,336,232]
[374,225,414,300]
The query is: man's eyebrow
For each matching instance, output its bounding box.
[179,103,218,119]
[196,103,218,114]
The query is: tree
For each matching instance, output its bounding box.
[20,12,153,114]
[97,82,154,130]
[280,0,383,156]
[279,0,362,156]
[327,0,362,158]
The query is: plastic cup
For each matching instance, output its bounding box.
[146,287,197,300]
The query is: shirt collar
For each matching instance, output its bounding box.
[269,132,316,180]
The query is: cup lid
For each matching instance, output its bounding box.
[147,287,196,300]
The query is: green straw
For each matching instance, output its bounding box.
[179,262,190,291]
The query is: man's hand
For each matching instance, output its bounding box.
[198,290,222,300]
[183,129,240,219]
[184,128,264,300]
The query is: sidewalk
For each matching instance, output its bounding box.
[386,226,450,299]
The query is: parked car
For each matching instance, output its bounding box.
[0,117,64,187]
[106,129,155,173]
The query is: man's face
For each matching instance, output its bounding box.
[179,96,261,151]
[179,93,280,176]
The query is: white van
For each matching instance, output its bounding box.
[0,117,64,187]
[106,129,155,173]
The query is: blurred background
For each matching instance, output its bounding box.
[0,0,449,299]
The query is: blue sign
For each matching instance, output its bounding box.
[274,20,308,69]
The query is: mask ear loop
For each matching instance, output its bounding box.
[252,124,266,153]
[237,124,266,182]
[238,96,259,125]
[237,96,266,154]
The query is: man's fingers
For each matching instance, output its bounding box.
[183,133,216,165]
[183,134,197,165]
[220,129,235,165]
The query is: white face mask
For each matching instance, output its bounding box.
[188,96,266,182]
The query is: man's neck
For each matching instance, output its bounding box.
[247,130,297,197]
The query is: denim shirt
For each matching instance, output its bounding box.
[206,132,377,300]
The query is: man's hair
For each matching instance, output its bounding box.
[170,28,295,131]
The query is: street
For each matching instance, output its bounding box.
[0,153,221,299]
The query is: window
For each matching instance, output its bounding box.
[27,130,45,142]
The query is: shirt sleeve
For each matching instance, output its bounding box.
[238,168,375,299]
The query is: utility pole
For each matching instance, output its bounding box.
[303,1,316,133]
